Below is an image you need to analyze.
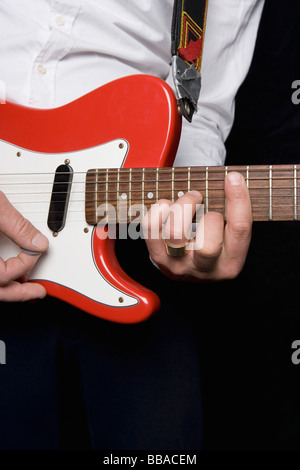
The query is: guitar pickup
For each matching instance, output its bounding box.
[47,164,73,232]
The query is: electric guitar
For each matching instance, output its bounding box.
[0,75,299,323]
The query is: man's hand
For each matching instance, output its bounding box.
[142,171,252,281]
[0,191,49,302]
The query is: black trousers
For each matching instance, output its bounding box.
[0,239,203,450]
[1,230,300,451]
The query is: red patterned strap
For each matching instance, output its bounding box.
[171,0,209,122]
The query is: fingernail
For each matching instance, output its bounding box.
[227,172,242,185]
[188,190,202,198]
[32,232,48,250]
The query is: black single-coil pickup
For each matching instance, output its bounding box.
[48,164,73,232]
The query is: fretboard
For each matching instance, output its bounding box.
[85,164,300,224]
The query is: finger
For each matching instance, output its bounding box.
[192,211,224,272]
[0,251,42,286]
[142,199,172,263]
[164,191,203,246]
[0,281,47,302]
[0,191,48,253]
[221,171,252,274]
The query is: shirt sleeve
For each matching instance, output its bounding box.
[166,0,265,167]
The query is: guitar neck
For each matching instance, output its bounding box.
[85,164,299,224]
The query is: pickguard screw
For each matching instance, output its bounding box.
[119,143,124,149]
[52,232,58,237]
[64,159,70,165]
[118,297,124,303]
[84,227,89,233]
[16,151,21,157]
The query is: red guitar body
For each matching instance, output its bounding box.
[0,75,181,323]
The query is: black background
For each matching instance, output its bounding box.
[1,0,300,451]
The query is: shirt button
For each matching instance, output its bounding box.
[37,64,47,75]
[56,16,65,27]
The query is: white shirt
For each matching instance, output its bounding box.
[0,0,264,166]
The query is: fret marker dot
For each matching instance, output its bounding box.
[178,191,184,198]
[121,193,127,200]
[147,192,154,199]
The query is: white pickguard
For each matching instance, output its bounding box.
[0,138,138,308]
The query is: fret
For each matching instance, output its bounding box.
[205,167,208,213]
[129,168,132,214]
[171,167,175,202]
[156,167,159,202]
[246,166,249,188]
[95,168,98,217]
[188,167,191,192]
[142,168,145,218]
[117,168,120,218]
[294,164,300,220]
[224,167,228,214]
[294,164,297,220]
[105,168,109,213]
[269,165,273,221]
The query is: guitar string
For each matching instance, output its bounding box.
[2,192,300,205]
[4,196,300,207]
[0,176,299,185]
[14,199,300,216]
[0,166,299,179]
[20,208,300,224]
[21,204,300,214]
[0,167,300,189]
[1,168,300,177]
[2,185,298,193]
[0,168,299,177]
[0,176,299,189]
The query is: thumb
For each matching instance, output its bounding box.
[222,171,252,269]
[0,191,49,252]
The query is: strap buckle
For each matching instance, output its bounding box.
[172,55,201,122]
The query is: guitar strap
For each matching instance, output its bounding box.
[171,0,209,122]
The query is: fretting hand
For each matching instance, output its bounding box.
[142,171,252,281]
